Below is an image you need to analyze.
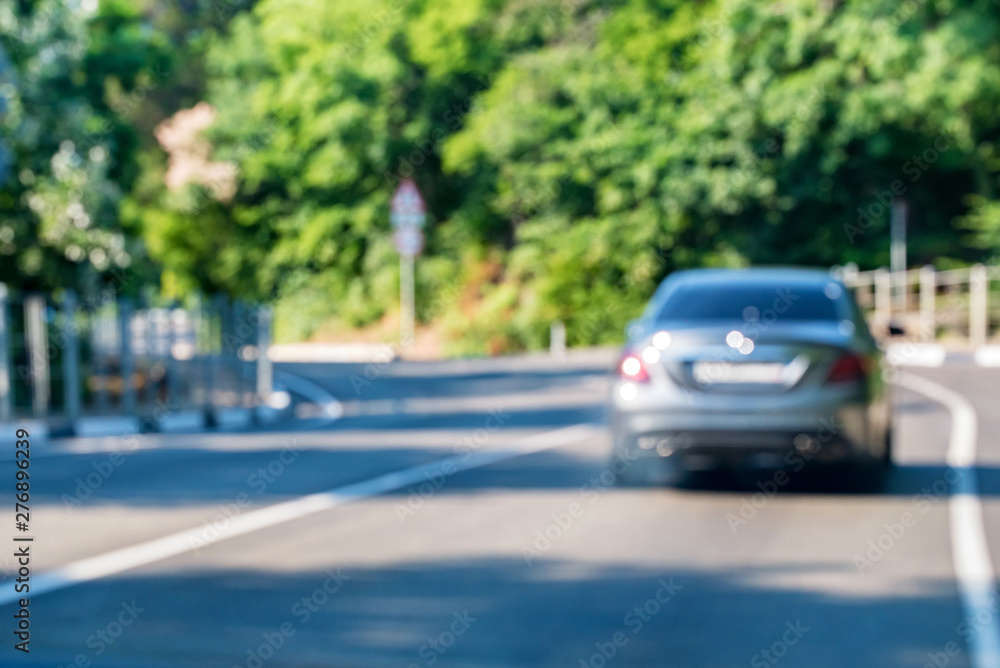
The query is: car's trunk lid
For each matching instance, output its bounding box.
[654,322,855,394]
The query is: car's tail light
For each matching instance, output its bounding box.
[619,353,650,382]
[826,353,868,383]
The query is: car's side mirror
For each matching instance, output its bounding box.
[887,322,906,337]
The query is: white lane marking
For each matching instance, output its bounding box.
[897,372,1000,668]
[0,423,595,607]
[886,343,947,367]
[274,369,344,420]
[975,347,1000,368]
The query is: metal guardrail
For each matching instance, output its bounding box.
[0,285,273,428]
[835,263,998,346]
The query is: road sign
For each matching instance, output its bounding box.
[393,225,424,258]
[390,179,426,228]
[391,179,426,350]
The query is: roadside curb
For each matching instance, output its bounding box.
[0,419,49,447]
[0,370,338,453]
[888,343,1000,368]
[0,406,281,451]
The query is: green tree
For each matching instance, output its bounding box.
[142,0,1000,349]
[0,0,174,295]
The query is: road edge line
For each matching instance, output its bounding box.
[273,369,344,423]
[897,371,1000,668]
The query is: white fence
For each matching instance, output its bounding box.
[836,263,998,347]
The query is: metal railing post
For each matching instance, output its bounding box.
[119,298,136,413]
[919,266,936,343]
[198,295,220,427]
[874,268,892,333]
[24,295,50,418]
[94,298,114,413]
[166,307,180,408]
[232,300,253,405]
[970,264,988,349]
[62,291,81,422]
[841,262,858,289]
[256,305,273,405]
[206,295,224,415]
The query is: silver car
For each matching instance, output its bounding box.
[610,268,892,488]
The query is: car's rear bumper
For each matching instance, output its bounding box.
[614,427,862,470]
[611,401,875,470]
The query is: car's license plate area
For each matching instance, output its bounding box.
[691,361,786,385]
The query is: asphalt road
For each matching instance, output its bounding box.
[2,350,999,667]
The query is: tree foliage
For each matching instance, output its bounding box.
[0,0,246,297]
[15,0,1000,350]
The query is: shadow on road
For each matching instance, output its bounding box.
[25,558,967,668]
[678,463,995,498]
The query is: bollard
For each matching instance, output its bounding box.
[550,320,566,359]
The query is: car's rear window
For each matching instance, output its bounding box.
[655,283,841,322]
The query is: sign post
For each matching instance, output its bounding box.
[390,180,426,349]
[890,198,908,311]
[400,254,415,348]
